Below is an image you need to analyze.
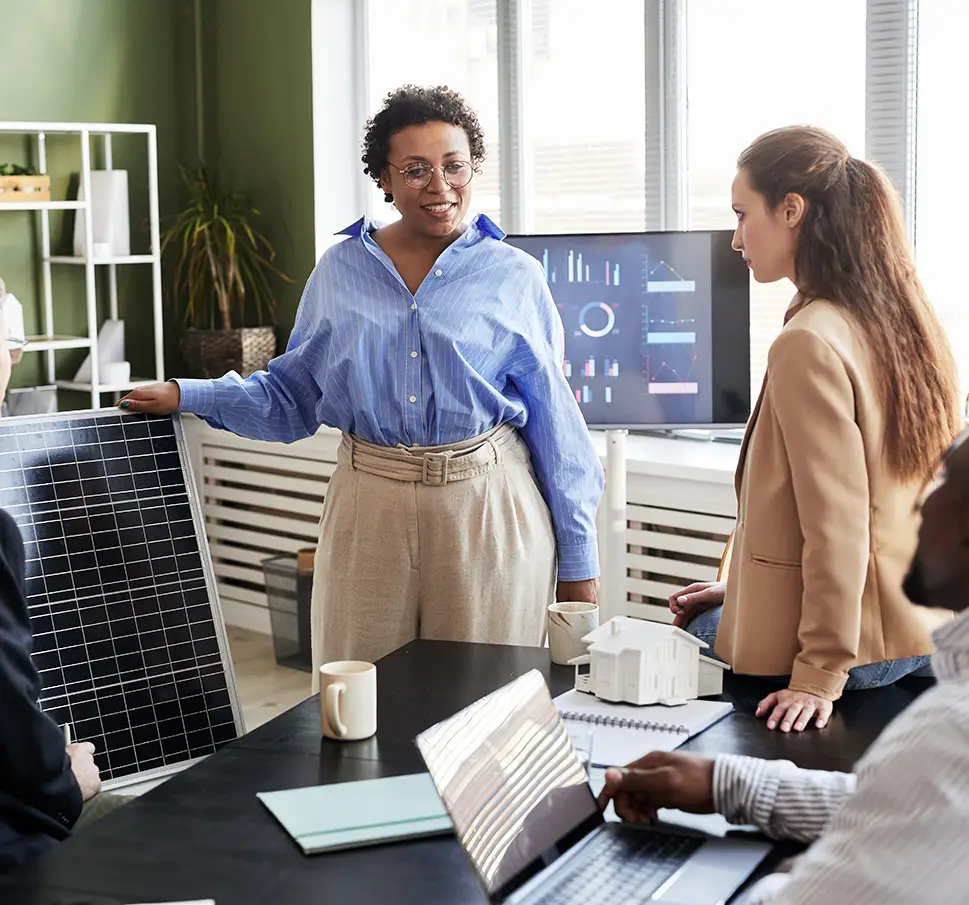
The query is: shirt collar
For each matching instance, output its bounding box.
[930,607,969,682]
[469,213,505,239]
[336,212,505,242]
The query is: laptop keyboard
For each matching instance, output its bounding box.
[531,829,703,905]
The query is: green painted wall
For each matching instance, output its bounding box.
[0,0,315,403]
[201,0,316,337]
[0,0,194,400]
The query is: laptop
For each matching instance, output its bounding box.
[415,670,770,905]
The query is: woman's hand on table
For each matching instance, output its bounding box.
[756,688,833,732]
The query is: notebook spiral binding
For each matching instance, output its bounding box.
[559,711,689,734]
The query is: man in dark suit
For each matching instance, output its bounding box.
[0,294,102,871]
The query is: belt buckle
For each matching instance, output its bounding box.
[421,451,450,486]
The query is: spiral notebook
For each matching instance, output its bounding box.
[554,690,733,768]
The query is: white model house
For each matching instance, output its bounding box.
[569,616,730,706]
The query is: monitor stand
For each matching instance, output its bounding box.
[598,429,627,624]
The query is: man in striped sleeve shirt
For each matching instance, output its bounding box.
[598,426,969,904]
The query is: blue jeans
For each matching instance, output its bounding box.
[687,605,932,691]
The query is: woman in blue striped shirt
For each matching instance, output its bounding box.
[120,85,604,684]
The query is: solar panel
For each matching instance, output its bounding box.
[0,410,243,788]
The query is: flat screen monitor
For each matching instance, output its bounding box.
[505,230,751,429]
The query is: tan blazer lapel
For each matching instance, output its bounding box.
[734,375,767,499]
[735,295,804,499]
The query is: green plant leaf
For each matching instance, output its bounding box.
[159,164,292,330]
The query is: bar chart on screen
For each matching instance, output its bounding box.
[541,245,622,287]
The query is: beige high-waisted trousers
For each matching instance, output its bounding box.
[310,423,556,692]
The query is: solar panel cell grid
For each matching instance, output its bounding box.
[0,411,242,786]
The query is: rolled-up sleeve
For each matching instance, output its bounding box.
[174,265,328,443]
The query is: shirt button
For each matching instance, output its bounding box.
[409,395,417,403]
[410,303,417,310]
[434,269,443,277]
[410,351,418,359]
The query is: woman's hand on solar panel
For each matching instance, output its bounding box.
[116,381,180,414]
[597,751,715,824]
[668,581,725,629]
[756,688,833,732]
[68,741,102,802]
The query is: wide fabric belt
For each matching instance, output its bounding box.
[340,423,517,487]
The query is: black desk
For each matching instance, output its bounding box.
[0,640,930,905]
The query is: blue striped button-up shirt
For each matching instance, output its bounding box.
[176,213,603,580]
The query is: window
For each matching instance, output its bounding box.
[359,0,956,411]
[916,3,969,396]
[685,0,867,393]
[366,0,501,224]
[525,0,647,233]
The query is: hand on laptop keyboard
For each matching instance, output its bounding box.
[596,751,715,823]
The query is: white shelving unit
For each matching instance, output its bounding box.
[0,122,164,409]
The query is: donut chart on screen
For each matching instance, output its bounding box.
[578,302,616,338]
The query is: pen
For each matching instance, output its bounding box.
[63,723,72,746]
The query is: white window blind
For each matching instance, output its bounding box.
[524,0,648,234]
[915,1,969,396]
[866,0,919,237]
[365,0,501,223]
[684,0,867,395]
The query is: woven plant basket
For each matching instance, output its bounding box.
[180,326,277,379]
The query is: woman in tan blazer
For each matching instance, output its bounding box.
[669,126,960,733]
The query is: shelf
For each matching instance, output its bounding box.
[0,200,87,211]
[56,378,156,394]
[0,122,155,135]
[24,335,94,352]
[3,121,164,410]
[48,255,158,266]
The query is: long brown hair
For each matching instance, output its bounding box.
[738,125,959,482]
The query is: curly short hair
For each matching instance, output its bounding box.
[362,85,487,202]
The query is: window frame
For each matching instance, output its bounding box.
[358,0,921,240]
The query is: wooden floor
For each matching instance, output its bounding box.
[226,625,314,731]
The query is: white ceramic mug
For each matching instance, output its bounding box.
[319,660,377,741]
[547,601,600,666]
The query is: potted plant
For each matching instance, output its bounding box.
[162,164,292,378]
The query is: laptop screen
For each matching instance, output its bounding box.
[416,670,603,903]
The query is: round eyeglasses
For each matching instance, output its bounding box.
[392,160,475,191]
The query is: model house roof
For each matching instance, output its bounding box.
[581,616,709,654]
[699,655,730,670]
